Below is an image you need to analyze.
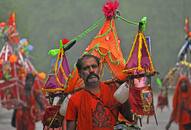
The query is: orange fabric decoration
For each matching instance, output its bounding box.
[188,32,191,38]
[37,72,46,80]
[64,68,80,93]
[0,59,3,65]
[65,18,127,93]
[85,19,126,80]
[9,54,17,63]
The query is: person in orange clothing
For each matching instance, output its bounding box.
[65,54,133,130]
[166,75,191,130]
[15,73,45,130]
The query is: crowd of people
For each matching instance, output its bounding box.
[6,54,191,130]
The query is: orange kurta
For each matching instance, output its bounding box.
[65,82,119,130]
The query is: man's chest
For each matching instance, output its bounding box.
[91,98,116,128]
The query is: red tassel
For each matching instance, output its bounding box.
[8,12,16,27]
[102,0,119,19]
[184,17,189,34]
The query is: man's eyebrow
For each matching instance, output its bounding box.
[82,64,98,68]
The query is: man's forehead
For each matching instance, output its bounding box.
[81,57,98,65]
[82,57,96,62]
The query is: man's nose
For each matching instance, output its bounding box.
[89,66,95,72]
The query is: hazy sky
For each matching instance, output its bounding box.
[0,0,191,78]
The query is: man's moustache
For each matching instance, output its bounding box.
[86,73,99,80]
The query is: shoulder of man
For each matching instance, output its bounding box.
[69,89,86,100]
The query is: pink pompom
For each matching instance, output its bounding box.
[102,0,119,19]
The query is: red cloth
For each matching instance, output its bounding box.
[16,87,44,130]
[129,85,154,115]
[65,82,119,130]
[42,105,62,128]
[16,108,35,130]
[171,76,191,125]
[179,124,185,130]
[157,90,168,111]
[16,91,36,130]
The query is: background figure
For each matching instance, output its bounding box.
[15,73,45,130]
[166,76,191,130]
